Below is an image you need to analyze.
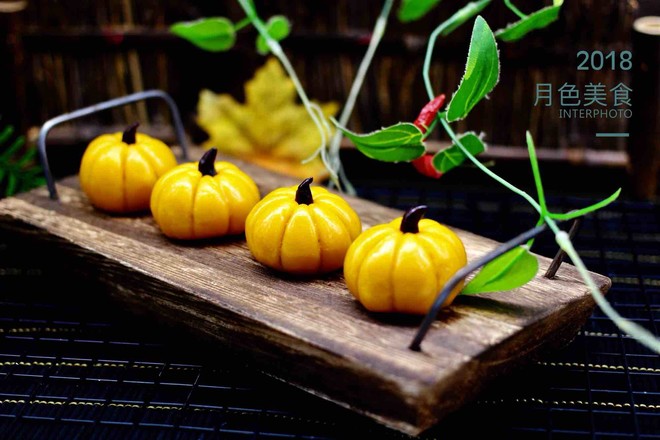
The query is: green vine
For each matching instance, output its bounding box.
[170,1,659,353]
[504,0,527,19]
[324,0,395,195]
[343,3,659,353]
[235,0,338,188]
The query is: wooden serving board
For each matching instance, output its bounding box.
[0,149,610,435]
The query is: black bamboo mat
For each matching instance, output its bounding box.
[0,176,658,439]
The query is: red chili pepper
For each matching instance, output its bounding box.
[413,94,446,134]
[411,94,445,178]
[412,154,443,179]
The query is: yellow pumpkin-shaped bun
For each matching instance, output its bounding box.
[245,177,361,275]
[79,122,178,213]
[344,205,467,315]
[150,148,260,240]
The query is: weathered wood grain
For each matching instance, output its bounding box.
[0,150,610,435]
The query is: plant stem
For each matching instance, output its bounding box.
[425,3,553,232]
[548,188,621,221]
[440,118,558,232]
[234,17,251,31]
[556,231,660,353]
[420,0,657,355]
[442,118,659,354]
[423,22,452,100]
[504,0,527,19]
[423,0,493,100]
[525,217,544,248]
[236,0,340,187]
[526,131,548,217]
[326,0,394,195]
[525,137,547,248]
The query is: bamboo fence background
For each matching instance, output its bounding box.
[1,0,640,153]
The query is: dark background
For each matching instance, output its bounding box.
[0,0,638,150]
[3,0,656,199]
[0,1,658,438]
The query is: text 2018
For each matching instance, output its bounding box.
[577,50,632,71]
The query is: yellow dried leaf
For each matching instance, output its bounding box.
[196,58,339,180]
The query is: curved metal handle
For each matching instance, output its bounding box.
[408,215,583,351]
[37,89,189,200]
[408,222,551,352]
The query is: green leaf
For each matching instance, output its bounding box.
[440,0,493,37]
[0,135,25,162]
[432,132,486,173]
[256,15,291,55]
[335,121,425,162]
[503,0,527,20]
[462,246,538,295]
[398,0,442,22]
[446,16,500,122]
[495,2,563,42]
[20,167,43,177]
[16,146,37,167]
[0,125,43,197]
[170,17,236,52]
[0,125,14,145]
[526,131,548,216]
[549,189,621,221]
[5,172,17,197]
[20,175,45,193]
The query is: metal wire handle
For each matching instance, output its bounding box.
[409,217,581,352]
[37,89,189,200]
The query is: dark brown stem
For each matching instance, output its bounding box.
[198,148,218,177]
[544,217,583,279]
[121,122,140,144]
[400,205,428,233]
[295,177,314,205]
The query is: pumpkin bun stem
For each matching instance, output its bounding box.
[121,122,140,145]
[295,177,314,205]
[400,205,428,233]
[198,148,218,177]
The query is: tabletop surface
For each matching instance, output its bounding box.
[0,175,658,439]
